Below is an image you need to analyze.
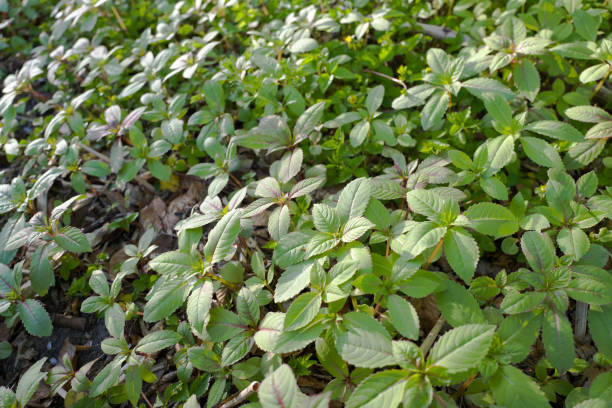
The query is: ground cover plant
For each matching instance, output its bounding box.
[0,0,612,407]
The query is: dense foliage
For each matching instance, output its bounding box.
[1,0,612,407]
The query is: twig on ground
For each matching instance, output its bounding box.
[217,381,260,408]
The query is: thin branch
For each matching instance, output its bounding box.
[590,67,611,100]
[421,315,445,355]
[111,5,128,33]
[574,301,588,341]
[141,392,154,408]
[217,381,260,408]
[423,238,444,269]
[364,69,407,91]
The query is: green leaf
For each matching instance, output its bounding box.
[520,231,555,273]
[204,209,241,264]
[406,189,444,220]
[315,336,348,379]
[16,357,46,406]
[125,366,143,408]
[28,167,64,200]
[366,85,385,115]
[254,312,284,352]
[489,365,552,408]
[322,111,362,128]
[188,347,221,372]
[256,177,282,198]
[289,177,325,198]
[89,270,109,297]
[278,148,303,183]
[284,292,321,331]
[17,299,52,337]
[203,80,224,114]
[444,227,479,284]
[143,278,190,322]
[465,203,518,238]
[497,313,543,364]
[520,136,564,168]
[426,48,449,74]
[294,101,325,142]
[525,120,584,142]
[268,205,290,241]
[135,330,181,353]
[428,324,495,372]
[236,286,260,327]
[345,370,407,408]
[435,280,485,327]
[579,63,610,84]
[513,60,540,102]
[485,134,515,171]
[187,280,213,334]
[480,177,509,200]
[588,304,612,359]
[484,95,513,130]
[546,169,575,214]
[161,118,183,144]
[573,9,598,41]
[421,90,448,131]
[90,357,124,397]
[306,233,339,258]
[273,231,315,268]
[542,308,575,373]
[586,121,612,140]
[149,251,193,275]
[312,203,340,233]
[336,178,371,223]
[500,290,546,314]
[565,139,606,169]
[258,364,301,408]
[30,246,53,295]
[274,261,315,303]
[342,217,374,242]
[462,78,514,100]
[104,303,125,338]
[566,265,612,305]
[207,308,247,342]
[387,294,419,340]
[54,226,92,253]
[516,37,551,55]
[81,160,111,178]
[401,375,433,408]
[350,119,370,147]
[221,332,253,367]
[557,227,590,261]
[336,312,395,368]
[565,106,612,123]
[290,38,318,53]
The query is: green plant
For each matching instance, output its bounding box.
[0,0,611,407]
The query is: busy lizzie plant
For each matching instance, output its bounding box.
[0,0,612,407]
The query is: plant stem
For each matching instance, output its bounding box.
[363,68,407,91]
[111,5,128,33]
[421,315,445,355]
[452,372,478,399]
[229,172,243,187]
[423,238,444,269]
[590,67,611,100]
